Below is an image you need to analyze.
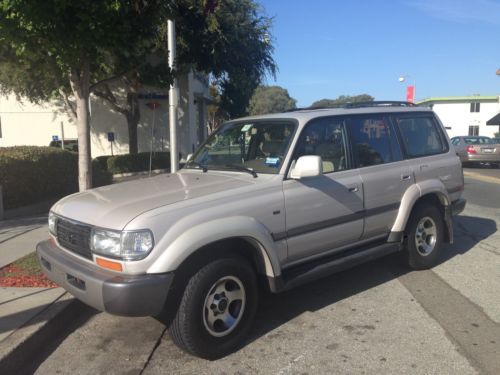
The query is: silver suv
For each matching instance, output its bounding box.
[37,102,466,359]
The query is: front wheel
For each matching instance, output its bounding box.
[404,204,444,270]
[169,257,258,359]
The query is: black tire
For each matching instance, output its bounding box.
[169,256,258,359]
[404,204,444,270]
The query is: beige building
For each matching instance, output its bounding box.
[0,72,211,158]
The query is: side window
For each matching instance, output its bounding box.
[451,138,460,146]
[349,116,402,167]
[395,116,448,158]
[293,117,349,173]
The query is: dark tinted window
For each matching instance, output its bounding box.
[349,116,402,167]
[395,116,448,157]
[294,117,349,173]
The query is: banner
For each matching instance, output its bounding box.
[406,86,415,103]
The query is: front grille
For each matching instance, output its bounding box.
[56,218,92,260]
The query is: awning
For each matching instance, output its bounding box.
[486,113,500,125]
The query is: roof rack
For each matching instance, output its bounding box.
[285,101,416,112]
[343,101,416,108]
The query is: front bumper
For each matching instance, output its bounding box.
[36,240,173,317]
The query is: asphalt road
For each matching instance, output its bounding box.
[4,168,500,375]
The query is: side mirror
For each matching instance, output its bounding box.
[290,155,323,179]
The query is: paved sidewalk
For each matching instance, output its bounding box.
[0,216,74,362]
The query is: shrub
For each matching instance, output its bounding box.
[0,146,112,209]
[107,152,171,174]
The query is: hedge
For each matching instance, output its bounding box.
[106,151,171,174]
[0,146,112,210]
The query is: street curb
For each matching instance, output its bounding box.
[0,292,74,363]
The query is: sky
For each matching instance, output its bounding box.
[259,0,500,107]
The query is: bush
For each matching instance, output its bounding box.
[107,152,171,174]
[0,146,112,209]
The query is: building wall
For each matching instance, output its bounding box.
[423,98,500,138]
[0,74,210,159]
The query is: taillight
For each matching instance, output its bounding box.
[466,145,476,154]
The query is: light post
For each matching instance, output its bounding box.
[399,75,416,103]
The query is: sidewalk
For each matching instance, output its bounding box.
[0,216,74,362]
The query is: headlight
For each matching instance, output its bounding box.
[48,212,57,235]
[90,228,154,261]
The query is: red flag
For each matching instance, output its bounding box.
[406,86,415,103]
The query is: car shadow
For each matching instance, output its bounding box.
[242,214,496,353]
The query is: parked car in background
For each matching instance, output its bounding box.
[49,139,78,152]
[450,136,500,168]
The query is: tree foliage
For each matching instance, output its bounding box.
[311,94,374,108]
[0,0,276,189]
[248,85,297,115]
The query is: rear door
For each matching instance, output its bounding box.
[348,114,411,239]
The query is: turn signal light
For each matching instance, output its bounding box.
[96,257,123,272]
[466,145,476,154]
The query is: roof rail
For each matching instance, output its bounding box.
[285,101,416,112]
[343,101,416,108]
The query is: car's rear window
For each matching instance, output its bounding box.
[464,137,493,144]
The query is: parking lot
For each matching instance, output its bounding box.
[3,167,499,375]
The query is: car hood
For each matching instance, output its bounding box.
[51,171,257,229]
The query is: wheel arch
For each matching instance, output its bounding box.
[390,181,452,243]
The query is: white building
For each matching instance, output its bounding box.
[418,96,500,138]
[0,72,211,158]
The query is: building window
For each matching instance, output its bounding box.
[468,125,479,136]
[470,102,480,112]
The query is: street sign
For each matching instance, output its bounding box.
[107,132,115,142]
[52,135,59,141]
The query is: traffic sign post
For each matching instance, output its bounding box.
[108,132,115,156]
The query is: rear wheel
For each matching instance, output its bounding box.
[169,256,258,359]
[404,204,444,270]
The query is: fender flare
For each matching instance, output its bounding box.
[391,180,450,234]
[147,216,281,277]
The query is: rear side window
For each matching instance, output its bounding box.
[395,116,448,158]
[348,115,402,167]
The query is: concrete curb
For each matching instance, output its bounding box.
[0,291,74,363]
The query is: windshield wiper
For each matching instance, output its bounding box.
[186,161,208,172]
[224,164,258,178]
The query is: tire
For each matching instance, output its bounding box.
[169,257,258,359]
[404,204,444,270]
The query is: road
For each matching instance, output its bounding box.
[4,167,500,374]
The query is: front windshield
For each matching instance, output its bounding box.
[186,121,296,174]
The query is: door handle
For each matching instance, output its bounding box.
[401,174,411,181]
[348,185,359,192]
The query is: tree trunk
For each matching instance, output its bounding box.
[126,92,140,154]
[69,63,92,191]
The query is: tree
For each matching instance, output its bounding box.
[0,0,276,189]
[0,1,163,190]
[248,86,297,115]
[311,94,374,108]
[94,0,276,151]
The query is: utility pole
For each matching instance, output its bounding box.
[168,19,179,173]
